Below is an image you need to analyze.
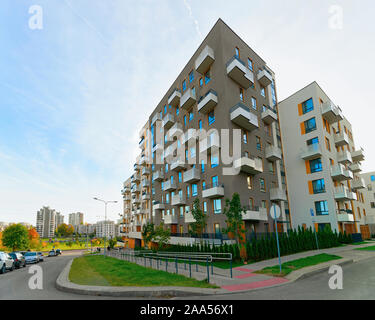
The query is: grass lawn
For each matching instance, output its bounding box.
[254,253,342,277]
[69,255,218,288]
[355,245,375,251]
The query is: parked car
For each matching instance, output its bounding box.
[24,252,39,264]
[56,249,62,255]
[37,252,44,262]
[0,252,15,273]
[48,250,57,257]
[9,252,26,268]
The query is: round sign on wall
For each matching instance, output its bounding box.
[270,204,281,220]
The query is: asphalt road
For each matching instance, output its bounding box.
[176,257,375,300]
[1,251,374,300]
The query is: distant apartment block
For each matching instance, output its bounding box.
[36,206,58,238]
[122,19,289,247]
[69,212,84,229]
[278,81,370,238]
[95,220,115,239]
[77,223,96,235]
[361,172,375,235]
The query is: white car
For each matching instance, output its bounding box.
[0,252,15,274]
[24,252,39,264]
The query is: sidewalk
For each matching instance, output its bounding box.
[56,242,375,297]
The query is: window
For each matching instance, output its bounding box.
[247,176,253,190]
[208,110,215,125]
[315,201,329,215]
[202,181,206,190]
[213,199,222,214]
[243,131,248,144]
[178,171,182,183]
[204,70,211,84]
[164,105,167,114]
[307,137,319,145]
[302,98,314,114]
[182,80,187,92]
[260,178,266,192]
[240,87,244,101]
[170,175,174,184]
[256,136,261,151]
[310,158,322,173]
[260,87,265,97]
[214,223,221,235]
[166,193,170,204]
[189,110,194,122]
[235,47,240,57]
[176,106,179,115]
[192,184,198,197]
[211,153,219,168]
[203,202,207,214]
[190,147,196,159]
[165,163,169,173]
[186,185,190,199]
[189,70,194,83]
[212,176,219,187]
[199,120,203,130]
[304,117,317,133]
[247,58,253,71]
[325,137,331,151]
[201,160,205,173]
[199,77,203,87]
[371,175,375,182]
[312,179,325,194]
[180,207,184,217]
[251,97,257,110]
[184,115,187,126]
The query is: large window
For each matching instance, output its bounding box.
[182,80,187,92]
[251,97,257,110]
[213,199,222,214]
[211,153,219,168]
[304,117,317,133]
[307,137,319,145]
[302,98,314,114]
[189,70,194,83]
[260,178,266,192]
[310,158,322,173]
[247,58,253,71]
[208,110,215,125]
[312,179,325,194]
[204,70,211,84]
[192,184,198,197]
[212,176,219,187]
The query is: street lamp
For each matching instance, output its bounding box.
[93,197,118,255]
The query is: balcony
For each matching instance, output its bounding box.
[257,68,273,87]
[153,202,165,211]
[197,90,218,114]
[121,186,131,194]
[139,137,145,150]
[152,170,164,182]
[142,179,150,188]
[168,89,181,108]
[321,101,343,124]
[151,113,162,125]
[168,123,183,140]
[202,183,224,199]
[164,144,176,160]
[337,211,355,223]
[181,88,196,110]
[330,164,353,181]
[184,212,196,224]
[195,45,215,74]
[123,195,132,201]
[334,131,349,147]
[139,156,149,166]
[131,174,141,183]
[182,129,197,145]
[162,113,175,130]
[152,143,163,154]
[230,103,259,131]
[163,180,177,192]
[183,168,200,183]
[172,195,186,206]
[242,207,268,221]
[265,145,282,161]
[134,164,140,172]
[270,187,287,201]
[233,156,263,175]
[164,215,178,225]
[351,149,364,162]
[261,106,278,124]
[132,197,141,205]
[141,167,150,176]
[136,208,146,215]
[300,144,322,161]
[334,186,356,201]
[337,151,352,165]
[199,134,220,155]
[226,55,254,88]
[131,185,141,194]
[352,178,366,190]
[349,162,362,173]
[171,158,186,171]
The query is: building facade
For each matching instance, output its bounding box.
[36,206,57,238]
[69,212,84,229]
[95,220,115,239]
[122,19,290,246]
[278,81,369,238]
[361,172,375,235]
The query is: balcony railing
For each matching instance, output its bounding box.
[257,68,273,87]
[230,103,259,131]
[195,45,215,74]
[202,182,225,199]
[197,89,218,114]
[233,156,263,175]
[300,144,322,161]
[167,89,181,107]
[226,55,254,88]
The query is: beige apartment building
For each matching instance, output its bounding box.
[122,19,290,247]
[36,206,57,238]
[278,81,370,239]
[360,172,375,235]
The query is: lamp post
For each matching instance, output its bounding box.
[93,197,118,255]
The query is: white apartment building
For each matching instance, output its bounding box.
[77,224,96,235]
[279,82,369,238]
[361,172,375,235]
[36,206,57,238]
[95,220,115,239]
[69,212,84,229]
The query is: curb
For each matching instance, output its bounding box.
[55,259,227,298]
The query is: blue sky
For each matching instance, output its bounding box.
[1,0,374,224]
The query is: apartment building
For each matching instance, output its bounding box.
[122,19,289,246]
[361,172,375,235]
[121,178,133,234]
[55,212,64,228]
[36,206,57,238]
[278,81,369,238]
[77,223,96,235]
[95,220,115,239]
[69,212,84,229]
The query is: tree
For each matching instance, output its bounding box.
[142,222,155,249]
[189,198,208,241]
[2,224,30,251]
[222,193,247,261]
[152,224,170,250]
[109,238,116,248]
[56,223,74,237]
[28,227,40,249]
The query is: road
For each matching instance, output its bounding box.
[176,257,375,300]
[1,251,374,300]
